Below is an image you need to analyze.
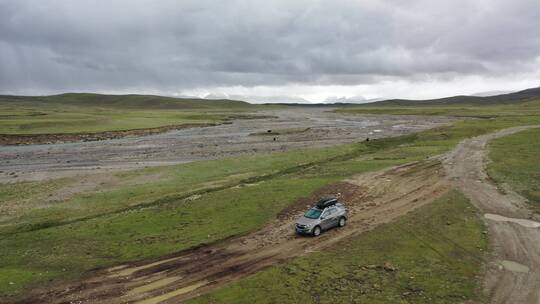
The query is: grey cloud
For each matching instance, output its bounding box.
[1,0,540,94]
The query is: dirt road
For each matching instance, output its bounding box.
[20,160,449,304]
[0,108,455,183]
[10,126,540,304]
[443,126,540,304]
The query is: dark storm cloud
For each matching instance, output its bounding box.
[1,0,539,94]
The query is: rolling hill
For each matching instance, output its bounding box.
[363,86,540,106]
[0,93,253,110]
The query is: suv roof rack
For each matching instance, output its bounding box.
[316,196,338,209]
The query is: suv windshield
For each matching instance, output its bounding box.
[304,209,322,219]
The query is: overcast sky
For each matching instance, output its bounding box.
[1,0,540,102]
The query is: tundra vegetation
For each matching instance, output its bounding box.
[188,191,487,304]
[487,127,540,207]
[0,97,539,302]
[0,93,258,135]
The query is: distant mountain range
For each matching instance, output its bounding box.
[2,86,539,108]
[0,93,254,109]
[362,86,540,106]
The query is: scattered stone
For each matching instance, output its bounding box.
[365,264,377,269]
[383,261,398,272]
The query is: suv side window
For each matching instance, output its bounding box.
[322,209,331,218]
[329,207,337,216]
[325,208,335,217]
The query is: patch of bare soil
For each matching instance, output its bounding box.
[443,126,540,304]
[16,160,449,304]
[276,181,366,221]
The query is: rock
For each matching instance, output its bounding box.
[383,261,398,272]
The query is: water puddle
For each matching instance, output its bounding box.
[484,214,540,228]
[135,280,208,304]
[500,260,530,273]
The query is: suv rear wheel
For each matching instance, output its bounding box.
[338,217,346,227]
[312,226,321,237]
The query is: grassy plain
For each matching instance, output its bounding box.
[189,190,487,304]
[336,99,540,118]
[487,127,540,206]
[339,99,540,207]
[1,100,539,299]
[0,93,257,135]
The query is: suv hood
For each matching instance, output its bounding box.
[296,216,319,226]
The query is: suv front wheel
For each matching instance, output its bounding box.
[312,226,321,237]
[338,217,346,227]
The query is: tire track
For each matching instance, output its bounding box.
[18,159,448,304]
[443,126,540,304]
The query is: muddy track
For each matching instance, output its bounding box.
[11,126,540,304]
[443,126,540,304]
[18,160,449,304]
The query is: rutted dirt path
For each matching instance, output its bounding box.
[11,126,540,304]
[19,160,449,304]
[443,126,540,304]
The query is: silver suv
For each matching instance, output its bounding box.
[295,197,348,236]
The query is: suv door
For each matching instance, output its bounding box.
[327,207,340,227]
[320,209,333,230]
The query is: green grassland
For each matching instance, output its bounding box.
[0,93,259,135]
[1,100,539,299]
[336,99,540,118]
[0,111,535,298]
[189,190,487,304]
[339,100,540,208]
[487,127,540,206]
[0,137,422,297]
[0,93,253,110]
